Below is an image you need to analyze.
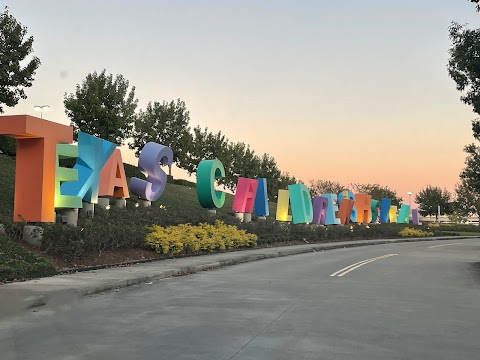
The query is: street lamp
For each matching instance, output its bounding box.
[33,105,50,119]
[407,192,413,206]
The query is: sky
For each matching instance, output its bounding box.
[2,0,479,202]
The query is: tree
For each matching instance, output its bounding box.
[448,22,480,140]
[130,99,192,171]
[0,7,40,113]
[0,8,41,156]
[64,70,137,145]
[278,172,297,192]
[351,183,403,205]
[414,185,452,220]
[470,0,480,11]
[257,153,281,200]
[308,179,346,197]
[224,142,261,191]
[184,126,230,176]
[454,179,480,218]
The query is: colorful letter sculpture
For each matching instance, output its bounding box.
[254,178,269,217]
[412,209,422,225]
[196,159,226,208]
[323,193,340,225]
[338,190,357,222]
[55,144,82,209]
[233,177,258,213]
[288,183,313,224]
[397,204,411,224]
[0,115,73,222]
[99,149,129,198]
[61,132,116,204]
[130,142,173,202]
[312,196,328,225]
[371,199,380,223]
[379,198,392,223]
[355,194,372,223]
[337,199,354,225]
[389,206,398,223]
[276,189,292,222]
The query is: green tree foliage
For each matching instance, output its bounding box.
[130,99,192,171]
[224,142,261,190]
[0,7,40,113]
[308,179,346,197]
[0,135,15,156]
[183,126,294,197]
[278,172,297,191]
[257,154,281,200]
[185,126,230,175]
[64,70,138,145]
[414,185,452,220]
[460,143,480,192]
[448,22,480,131]
[454,179,480,217]
[351,183,403,205]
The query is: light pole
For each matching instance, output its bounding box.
[34,105,50,119]
[407,192,413,207]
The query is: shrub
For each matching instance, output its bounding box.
[398,227,433,237]
[145,220,257,255]
[0,235,56,282]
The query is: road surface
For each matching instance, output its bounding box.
[2,238,480,359]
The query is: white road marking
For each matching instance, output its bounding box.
[329,255,389,277]
[330,254,398,277]
[428,243,463,249]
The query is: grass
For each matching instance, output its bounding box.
[0,235,56,282]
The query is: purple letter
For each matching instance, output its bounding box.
[130,142,173,201]
[312,196,329,225]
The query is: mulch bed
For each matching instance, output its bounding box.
[21,239,321,273]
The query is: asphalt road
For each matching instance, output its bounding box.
[2,238,480,360]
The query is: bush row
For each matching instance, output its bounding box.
[145,220,257,255]
[29,203,444,261]
[1,194,454,263]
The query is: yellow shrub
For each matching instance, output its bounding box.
[145,220,258,255]
[398,227,433,237]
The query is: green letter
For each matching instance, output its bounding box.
[196,159,225,209]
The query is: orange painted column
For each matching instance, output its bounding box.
[0,115,73,222]
[354,194,372,224]
[337,199,354,225]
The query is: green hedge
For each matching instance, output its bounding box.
[0,235,56,282]
[37,202,439,262]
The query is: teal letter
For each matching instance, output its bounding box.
[288,183,313,224]
[61,132,116,203]
[397,204,411,224]
[196,159,225,209]
[371,199,379,223]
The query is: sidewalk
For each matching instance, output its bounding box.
[1,236,477,318]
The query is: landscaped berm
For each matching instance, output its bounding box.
[0,153,476,282]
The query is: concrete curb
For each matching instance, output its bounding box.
[3,236,479,316]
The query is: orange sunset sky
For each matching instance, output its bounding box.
[2,0,479,202]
